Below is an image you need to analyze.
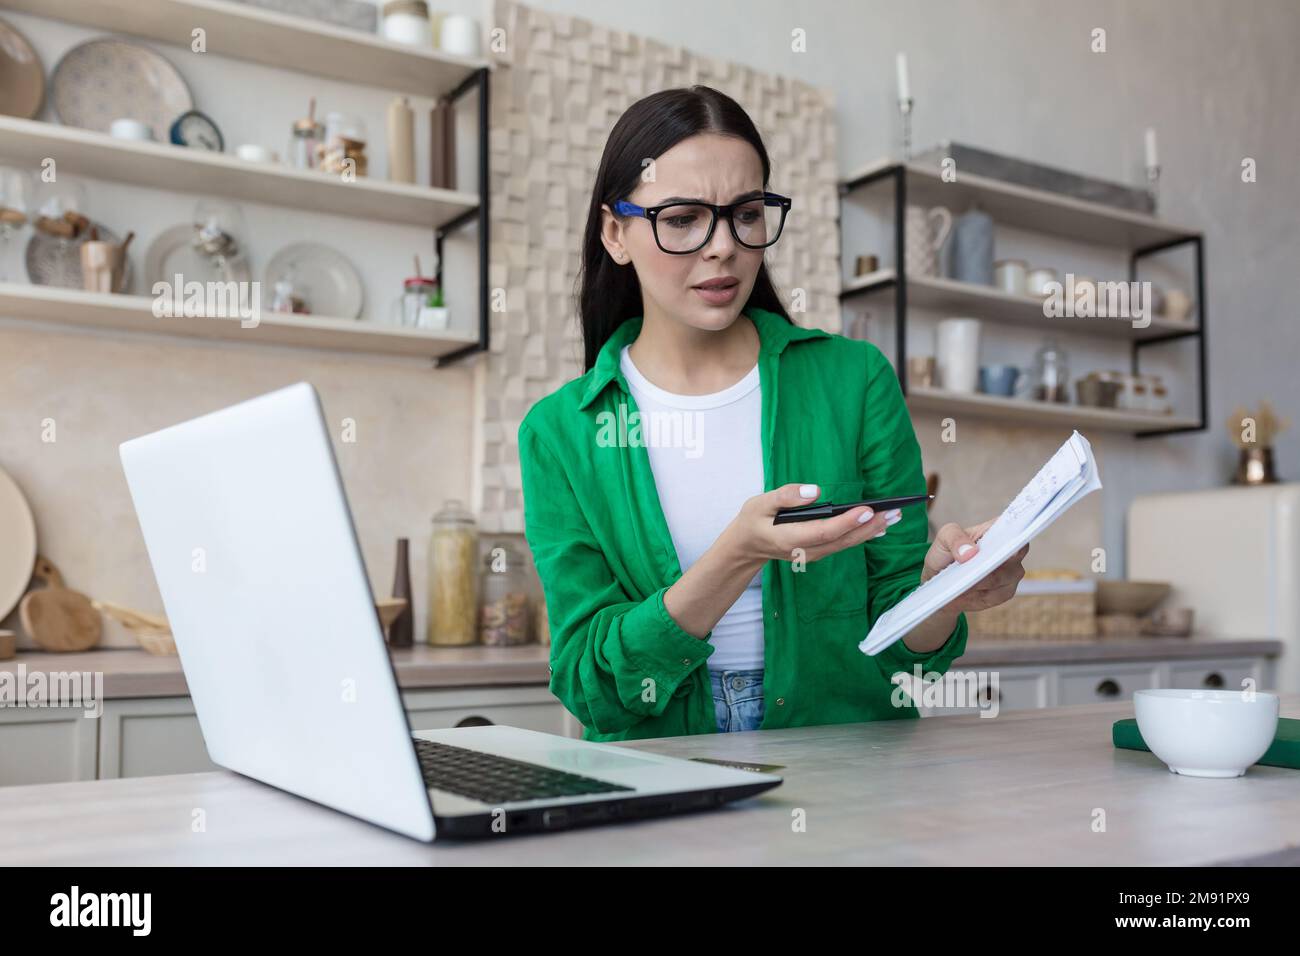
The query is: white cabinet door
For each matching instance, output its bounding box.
[0,708,97,786]
[99,698,219,779]
[1058,663,1160,705]
[402,685,569,735]
[913,667,1049,717]
[1165,658,1261,693]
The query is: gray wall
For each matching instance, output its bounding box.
[524,0,1300,575]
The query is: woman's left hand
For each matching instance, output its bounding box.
[921,519,1029,613]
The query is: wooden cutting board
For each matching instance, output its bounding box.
[19,556,101,652]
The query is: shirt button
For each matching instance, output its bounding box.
[776,698,785,706]
[681,658,691,665]
[773,610,780,619]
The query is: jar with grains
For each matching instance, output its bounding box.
[427,499,478,645]
[479,542,531,646]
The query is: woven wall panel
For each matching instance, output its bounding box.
[480,0,840,532]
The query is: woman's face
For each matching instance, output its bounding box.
[601,133,767,334]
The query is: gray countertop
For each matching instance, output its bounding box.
[1,695,1296,865]
[0,637,1281,699]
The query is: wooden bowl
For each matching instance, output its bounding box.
[1096,581,1171,616]
[376,597,408,633]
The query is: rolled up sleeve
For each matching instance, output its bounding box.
[857,342,968,679]
[519,422,713,735]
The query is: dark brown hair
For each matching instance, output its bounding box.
[575,85,791,371]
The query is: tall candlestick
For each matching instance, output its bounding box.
[895,52,911,103]
[1144,127,1158,169]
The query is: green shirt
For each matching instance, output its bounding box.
[518,306,967,741]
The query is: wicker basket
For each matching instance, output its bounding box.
[966,578,1097,642]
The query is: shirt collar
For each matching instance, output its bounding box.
[577,306,829,410]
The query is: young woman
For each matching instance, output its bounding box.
[519,86,1028,742]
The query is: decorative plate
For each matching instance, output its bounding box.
[265,242,363,319]
[0,464,36,622]
[50,38,193,140]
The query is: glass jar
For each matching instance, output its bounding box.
[1031,340,1070,403]
[427,500,478,645]
[394,276,437,327]
[286,114,324,170]
[478,543,531,646]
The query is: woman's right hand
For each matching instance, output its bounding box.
[723,483,899,567]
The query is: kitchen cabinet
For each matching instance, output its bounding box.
[918,655,1271,717]
[0,707,97,785]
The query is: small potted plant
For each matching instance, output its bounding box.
[418,281,448,331]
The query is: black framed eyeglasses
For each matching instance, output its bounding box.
[612,191,791,255]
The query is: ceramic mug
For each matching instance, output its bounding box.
[439,14,481,56]
[904,205,952,278]
[80,240,127,293]
[936,318,981,393]
[949,207,995,285]
[109,117,153,141]
[994,259,1027,295]
[979,364,1028,397]
[1027,267,1058,296]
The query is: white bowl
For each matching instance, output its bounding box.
[1134,689,1279,778]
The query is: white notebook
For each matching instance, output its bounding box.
[860,429,1103,657]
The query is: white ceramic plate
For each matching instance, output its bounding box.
[50,38,193,140]
[145,222,251,288]
[264,242,363,319]
[0,465,36,621]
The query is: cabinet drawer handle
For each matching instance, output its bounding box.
[1095,679,1121,698]
[455,715,494,727]
[1203,672,1225,688]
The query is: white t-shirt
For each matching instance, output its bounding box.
[619,344,765,672]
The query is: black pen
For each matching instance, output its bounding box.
[774,494,934,525]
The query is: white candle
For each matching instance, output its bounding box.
[1144,127,1158,168]
[896,52,911,102]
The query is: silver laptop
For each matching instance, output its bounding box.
[119,382,781,841]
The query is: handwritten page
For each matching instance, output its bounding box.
[860,430,1102,657]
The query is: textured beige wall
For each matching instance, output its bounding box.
[476,0,841,534]
[0,324,474,648]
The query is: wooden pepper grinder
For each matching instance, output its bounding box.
[388,538,414,647]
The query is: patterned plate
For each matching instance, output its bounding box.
[50,38,193,140]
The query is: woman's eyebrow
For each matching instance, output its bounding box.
[654,189,764,205]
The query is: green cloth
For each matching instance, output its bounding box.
[1113,717,1300,769]
[518,306,967,741]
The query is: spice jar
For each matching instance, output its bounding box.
[394,276,437,327]
[286,103,324,171]
[479,542,531,646]
[427,499,478,645]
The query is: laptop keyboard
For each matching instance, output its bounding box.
[413,738,635,805]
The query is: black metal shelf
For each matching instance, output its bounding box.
[839,161,1208,438]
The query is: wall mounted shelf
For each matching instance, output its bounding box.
[0,116,480,229]
[906,385,1200,433]
[0,0,487,97]
[839,160,1207,437]
[0,282,478,360]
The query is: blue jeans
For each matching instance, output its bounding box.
[710,668,766,732]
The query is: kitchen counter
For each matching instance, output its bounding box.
[0,644,556,699]
[1,695,1296,866]
[0,637,1281,699]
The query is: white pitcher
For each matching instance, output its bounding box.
[904,205,953,277]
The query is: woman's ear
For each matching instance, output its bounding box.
[599,203,629,264]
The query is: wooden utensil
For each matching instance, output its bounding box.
[92,599,176,655]
[19,556,102,652]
